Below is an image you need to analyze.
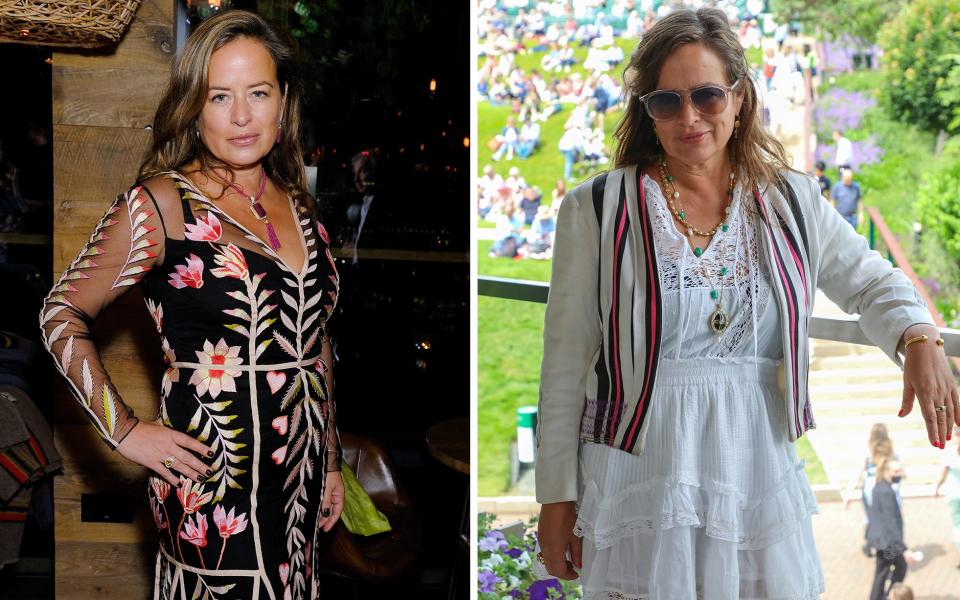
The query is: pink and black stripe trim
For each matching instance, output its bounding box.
[590,173,612,441]
[754,190,804,437]
[621,170,662,453]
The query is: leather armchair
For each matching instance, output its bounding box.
[317,432,422,581]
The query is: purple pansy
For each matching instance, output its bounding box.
[478,570,501,593]
[527,578,563,600]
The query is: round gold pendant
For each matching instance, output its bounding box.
[709,308,729,334]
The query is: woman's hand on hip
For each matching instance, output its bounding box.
[316,469,345,532]
[116,420,214,487]
[899,324,960,448]
[538,501,582,581]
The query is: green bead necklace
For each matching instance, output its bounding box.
[657,157,737,334]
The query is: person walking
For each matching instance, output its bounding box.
[867,458,909,600]
[833,129,853,172]
[831,168,862,229]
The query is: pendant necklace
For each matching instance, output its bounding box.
[658,156,737,334]
[209,168,282,250]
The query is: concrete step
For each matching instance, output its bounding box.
[808,366,903,384]
[808,380,904,400]
[810,353,897,370]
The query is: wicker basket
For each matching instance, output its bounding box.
[0,0,143,48]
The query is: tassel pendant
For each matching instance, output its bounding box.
[265,222,282,251]
[249,196,283,250]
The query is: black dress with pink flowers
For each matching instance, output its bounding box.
[40,171,341,599]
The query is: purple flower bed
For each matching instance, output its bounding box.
[814,89,876,136]
[822,36,882,73]
[815,135,884,171]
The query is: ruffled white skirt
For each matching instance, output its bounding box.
[574,359,824,600]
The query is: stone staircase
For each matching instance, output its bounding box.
[804,291,946,498]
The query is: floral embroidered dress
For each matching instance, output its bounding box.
[40,171,341,600]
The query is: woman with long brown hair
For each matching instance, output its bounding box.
[39,10,342,598]
[535,8,956,598]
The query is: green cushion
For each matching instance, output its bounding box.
[340,463,392,536]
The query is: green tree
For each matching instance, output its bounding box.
[878,0,960,134]
[770,0,905,46]
[917,136,960,263]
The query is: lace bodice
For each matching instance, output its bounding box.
[643,173,783,361]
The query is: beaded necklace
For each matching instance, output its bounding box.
[658,157,737,334]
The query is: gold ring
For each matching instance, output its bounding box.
[162,455,177,469]
[935,405,947,413]
[536,551,545,564]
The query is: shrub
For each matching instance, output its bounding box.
[917,136,960,264]
[878,0,960,133]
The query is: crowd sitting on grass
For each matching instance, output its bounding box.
[480,165,565,260]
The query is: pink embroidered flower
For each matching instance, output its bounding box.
[315,220,330,244]
[168,254,204,289]
[184,212,223,242]
[212,504,249,539]
[210,243,249,280]
[161,338,179,398]
[271,445,287,465]
[150,477,170,502]
[176,478,213,514]
[188,338,242,399]
[179,512,208,548]
[151,499,167,530]
[279,563,290,586]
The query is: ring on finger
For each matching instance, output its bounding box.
[935,405,947,413]
[162,455,177,469]
[536,551,545,564]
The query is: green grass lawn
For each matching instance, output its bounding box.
[477,239,828,495]
[478,104,624,195]
[478,38,631,195]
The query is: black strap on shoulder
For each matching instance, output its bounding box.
[774,173,809,258]
[591,172,609,226]
[138,184,168,240]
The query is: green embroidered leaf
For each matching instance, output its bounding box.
[186,407,203,432]
[101,385,117,436]
[197,417,213,443]
[224,323,251,338]
[255,338,273,359]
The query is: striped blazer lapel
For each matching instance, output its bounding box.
[618,165,662,453]
[753,184,813,441]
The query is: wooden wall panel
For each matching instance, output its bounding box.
[52,0,175,597]
[56,542,156,600]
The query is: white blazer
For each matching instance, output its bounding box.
[536,165,933,504]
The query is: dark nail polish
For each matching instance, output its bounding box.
[207,451,214,458]
[206,469,212,476]
[321,508,331,517]
[898,408,905,417]
[177,481,183,488]
[198,475,206,482]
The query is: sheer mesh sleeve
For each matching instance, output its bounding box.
[321,335,342,472]
[39,185,165,449]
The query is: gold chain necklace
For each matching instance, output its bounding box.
[657,157,737,334]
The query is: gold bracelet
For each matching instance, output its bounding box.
[904,334,946,349]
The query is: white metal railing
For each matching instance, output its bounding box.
[478,275,960,359]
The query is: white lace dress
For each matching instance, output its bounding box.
[573,175,824,600]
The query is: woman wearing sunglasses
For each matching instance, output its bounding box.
[535,8,957,599]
